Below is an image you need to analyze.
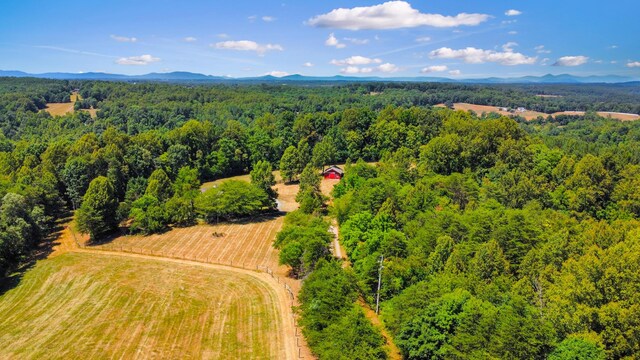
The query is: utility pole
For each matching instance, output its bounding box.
[375,255,384,314]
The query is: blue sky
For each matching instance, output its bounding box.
[1,0,639,78]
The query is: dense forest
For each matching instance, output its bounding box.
[1,77,640,359]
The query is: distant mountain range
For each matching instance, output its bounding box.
[0,70,637,84]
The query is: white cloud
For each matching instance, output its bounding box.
[611,60,618,64]
[502,42,518,52]
[415,36,431,43]
[552,56,589,66]
[340,66,361,74]
[430,47,537,65]
[609,45,618,49]
[184,37,197,42]
[505,9,522,16]
[110,34,137,43]
[217,33,229,38]
[303,62,314,67]
[341,66,373,74]
[541,58,551,65]
[331,55,382,66]
[502,19,517,24]
[308,1,490,30]
[262,16,276,22]
[339,62,399,74]
[344,37,370,45]
[326,33,346,48]
[248,15,257,22]
[213,40,284,55]
[508,31,518,35]
[265,71,289,77]
[116,54,160,65]
[378,63,400,73]
[627,61,640,68]
[449,70,461,75]
[421,65,448,73]
[535,45,551,54]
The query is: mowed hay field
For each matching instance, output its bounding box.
[94,215,284,271]
[436,103,547,120]
[435,103,640,122]
[44,92,97,118]
[0,252,286,360]
[44,102,74,116]
[552,110,640,121]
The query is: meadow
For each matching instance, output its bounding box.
[0,252,289,359]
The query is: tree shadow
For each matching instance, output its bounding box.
[85,226,128,247]
[0,261,34,297]
[0,211,77,296]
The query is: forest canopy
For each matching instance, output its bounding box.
[1,77,640,359]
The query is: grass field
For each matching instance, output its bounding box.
[44,102,74,116]
[93,215,285,272]
[436,102,547,120]
[44,92,97,118]
[435,102,640,121]
[0,171,343,359]
[0,252,287,359]
[552,110,640,121]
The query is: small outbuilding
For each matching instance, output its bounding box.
[322,165,344,180]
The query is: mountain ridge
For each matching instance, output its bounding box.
[0,70,636,84]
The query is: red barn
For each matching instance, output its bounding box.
[322,165,344,179]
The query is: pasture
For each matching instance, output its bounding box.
[435,102,640,121]
[93,215,285,272]
[0,252,288,359]
[44,91,97,118]
[437,102,547,120]
[552,110,640,121]
[44,102,74,116]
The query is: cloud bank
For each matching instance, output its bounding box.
[308,1,490,30]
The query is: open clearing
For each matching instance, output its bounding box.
[435,102,640,121]
[44,102,74,116]
[436,103,547,120]
[552,110,640,121]
[93,215,285,272]
[44,92,97,118]
[17,171,345,359]
[0,252,287,360]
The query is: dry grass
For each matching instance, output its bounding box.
[436,102,640,122]
[44,102,74,116]
[552,111,640,121]
[445,103,547,121]
[93,215,286,273]
[44,92,96,118]
[0,252,286,359]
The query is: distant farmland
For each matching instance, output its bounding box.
[44,92,96,117]
[436,102,640,121]
[0,252,288,359]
